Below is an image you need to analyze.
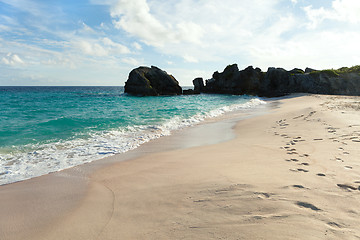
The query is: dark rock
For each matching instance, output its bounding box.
[203,64,264,95]
[193,77,204,93]
[199,64,360,97]
[205,64,240,94]
[260,68,292,97]
[305,67,317,73]
[183,89,200,95]
[289,68,305,74]
[124,66,182,96]
[237,66,264,95]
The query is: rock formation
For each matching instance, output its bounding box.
[204,65,264,95]
[198,64,360,97]
[193,78,205,93]
[124,66,182,96]
[124,64,360,97]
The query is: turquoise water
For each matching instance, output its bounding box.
[0,86,266,184]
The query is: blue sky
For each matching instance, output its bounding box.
[1,0,360,86]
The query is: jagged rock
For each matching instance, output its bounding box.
[124,66,182,96]
[203,64,264,95]
[237,66,264,95]
[289,68,305,74]
[305,67,317,73]
[260,68,292,97]
[197,64,360,97]
[193,77,204,93]
[303,71,360,95]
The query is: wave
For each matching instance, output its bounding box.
[0,97,266,185]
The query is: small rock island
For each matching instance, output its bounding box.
[124,66,182,96]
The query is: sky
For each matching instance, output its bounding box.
[0,0,360,86]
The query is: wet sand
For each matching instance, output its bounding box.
[1,94,360,239]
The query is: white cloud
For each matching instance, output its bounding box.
[183,54,198,63]
[0,0,43,17]
[102,37,130,54]
[76,40,108,56]
[2,0,360,86]
[1,53,25,66]
[110,0,171,46]
[249,30,360,71]
[0,24,10,32]
[75,38,130,56]
[121,57,142,66]
[332,0,360,23]
[41,57,76,69]
[304,0,360,28]
[79,22,96,34]
[110,0,204,47]
[132,42,142,51]
[107,0,283,65]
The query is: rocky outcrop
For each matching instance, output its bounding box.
[124,66,182,96]
[204,65,264,95]
[124,64,360,97]
[260,68,360,96]
[182,77,205,95]
[193,78,205,93]
[195,64,360,97]
[305,67,317,73]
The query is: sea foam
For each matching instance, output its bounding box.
[0,91,266,185]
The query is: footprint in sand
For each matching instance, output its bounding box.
[289,168,309,173]
[335,157,343,162]
[344,166,353,170]
[337,184,359,191]
[285,158,299,162]
[299,162,309,166]
[293,115,304,120]
[327,222,342,228]
[288,152,298,155]
[255,192,271,199]
[317,173,326,177]
[299,154,309,158]
[296,201,321,211]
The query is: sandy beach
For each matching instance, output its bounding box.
[1,94,360,239]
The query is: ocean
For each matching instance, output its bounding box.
[0,86,266,185]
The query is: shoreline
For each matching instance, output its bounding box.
[0,96,271,239]
[0,93,267,186]
[2,94,360,239]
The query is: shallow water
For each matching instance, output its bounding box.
[0,86,266,184]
